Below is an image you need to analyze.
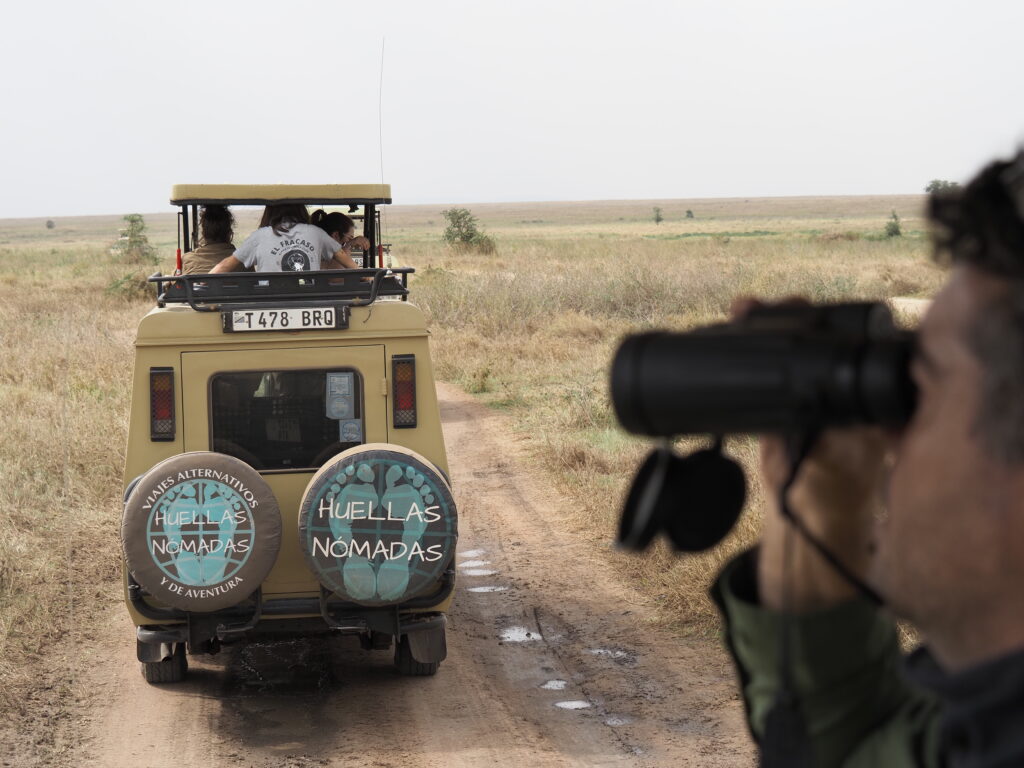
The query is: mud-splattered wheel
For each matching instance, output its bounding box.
[141,643,187,684]
[395,635,440,677]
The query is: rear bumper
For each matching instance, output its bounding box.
[137,609,445,646]
[132,566,454,650]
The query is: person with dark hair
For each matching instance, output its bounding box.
[714,150,1024,766]
[210,203,358,273]
[311,209,371,266]
[181,205,235,274]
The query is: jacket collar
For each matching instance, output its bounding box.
[907,645,1024,767]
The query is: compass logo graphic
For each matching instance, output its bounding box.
[281,249,311,271]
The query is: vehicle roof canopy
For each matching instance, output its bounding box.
[170,184,392,205]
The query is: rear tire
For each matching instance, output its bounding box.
[395,636,440,676]
[141,643,187,683]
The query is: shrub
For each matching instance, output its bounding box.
[685,209,694,219]
[106,271,154,301]
[45,220,55,230]
[884,210,902,238]
[441,208,496,254]
[468,365,492,393]
[113,213,157,264]
[653,207,664,225]
[925,179,960,194]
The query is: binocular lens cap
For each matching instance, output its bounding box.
[618,447,746,553]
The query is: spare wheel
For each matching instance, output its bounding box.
[122,452,282,613]
[299,444,458,607]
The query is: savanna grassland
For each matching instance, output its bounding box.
[390,195,940,629]
[0,195,941,732]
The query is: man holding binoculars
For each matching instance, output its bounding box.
[723,156,1024,766]
[613,152,1024,766]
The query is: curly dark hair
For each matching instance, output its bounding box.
[928,154,1024,278]
[928,150,1024,462]
[199,205,234,246]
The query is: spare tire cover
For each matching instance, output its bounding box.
[299,444,458,607]
[122,452,282,613]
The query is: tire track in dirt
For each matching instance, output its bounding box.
[62,382,752,767]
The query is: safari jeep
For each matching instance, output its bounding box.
[121,184,455,683]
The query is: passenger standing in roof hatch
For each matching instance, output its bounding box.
[311,209,371,266]
[209,203,358,273]
[182,205,235,274]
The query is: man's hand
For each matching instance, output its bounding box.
[733,298,890,611]
[758,428,888,611]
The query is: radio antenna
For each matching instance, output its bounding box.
[378,36,386,186]
[377,36,389,265]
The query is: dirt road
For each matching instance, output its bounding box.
[61,383,752,767]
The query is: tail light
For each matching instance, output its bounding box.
[392,355,417,428]
[150,367,175,441]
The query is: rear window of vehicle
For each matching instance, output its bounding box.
[210,369,363,471]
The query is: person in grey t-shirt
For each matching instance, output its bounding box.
[210,204,360,273]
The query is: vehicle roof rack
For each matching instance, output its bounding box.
[149,268,413,312]
[170,184,392,205]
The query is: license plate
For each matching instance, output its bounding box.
[223,306,346,332]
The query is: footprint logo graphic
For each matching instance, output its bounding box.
[163,483,202,585]
[201,481,240,584]
[161,481,242,586]
[329,463,378,601]
[376,464,432,601]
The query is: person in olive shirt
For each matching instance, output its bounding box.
[181,204,236,274]
[714,152,1024,767]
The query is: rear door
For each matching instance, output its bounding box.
[181,344,387,595]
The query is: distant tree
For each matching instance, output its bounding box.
[45,219,55,230]
[114,213,158,264]
[441,208,495,254]
[925,179,960,194]
[685,209,694,219]
[652,207,664,225]
[885,210,902,238]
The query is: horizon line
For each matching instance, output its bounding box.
[0,191,930,222]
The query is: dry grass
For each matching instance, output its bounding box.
[401,198,942,631]
[0,239,153,714]
[0,195,943,715]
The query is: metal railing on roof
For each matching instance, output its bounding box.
[148,268,413,312]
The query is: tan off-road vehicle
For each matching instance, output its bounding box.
[121,185,456,683]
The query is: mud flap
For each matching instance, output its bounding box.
[406,618,447,664]
[137,640,176,663]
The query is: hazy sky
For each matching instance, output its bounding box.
[2,0,1022,218]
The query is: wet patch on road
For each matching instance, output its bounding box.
[230,639,334,693]
[554,700,592,710]
[500,626,539,643]
[604,715,633,727]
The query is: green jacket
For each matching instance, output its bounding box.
[712,550,944,767]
